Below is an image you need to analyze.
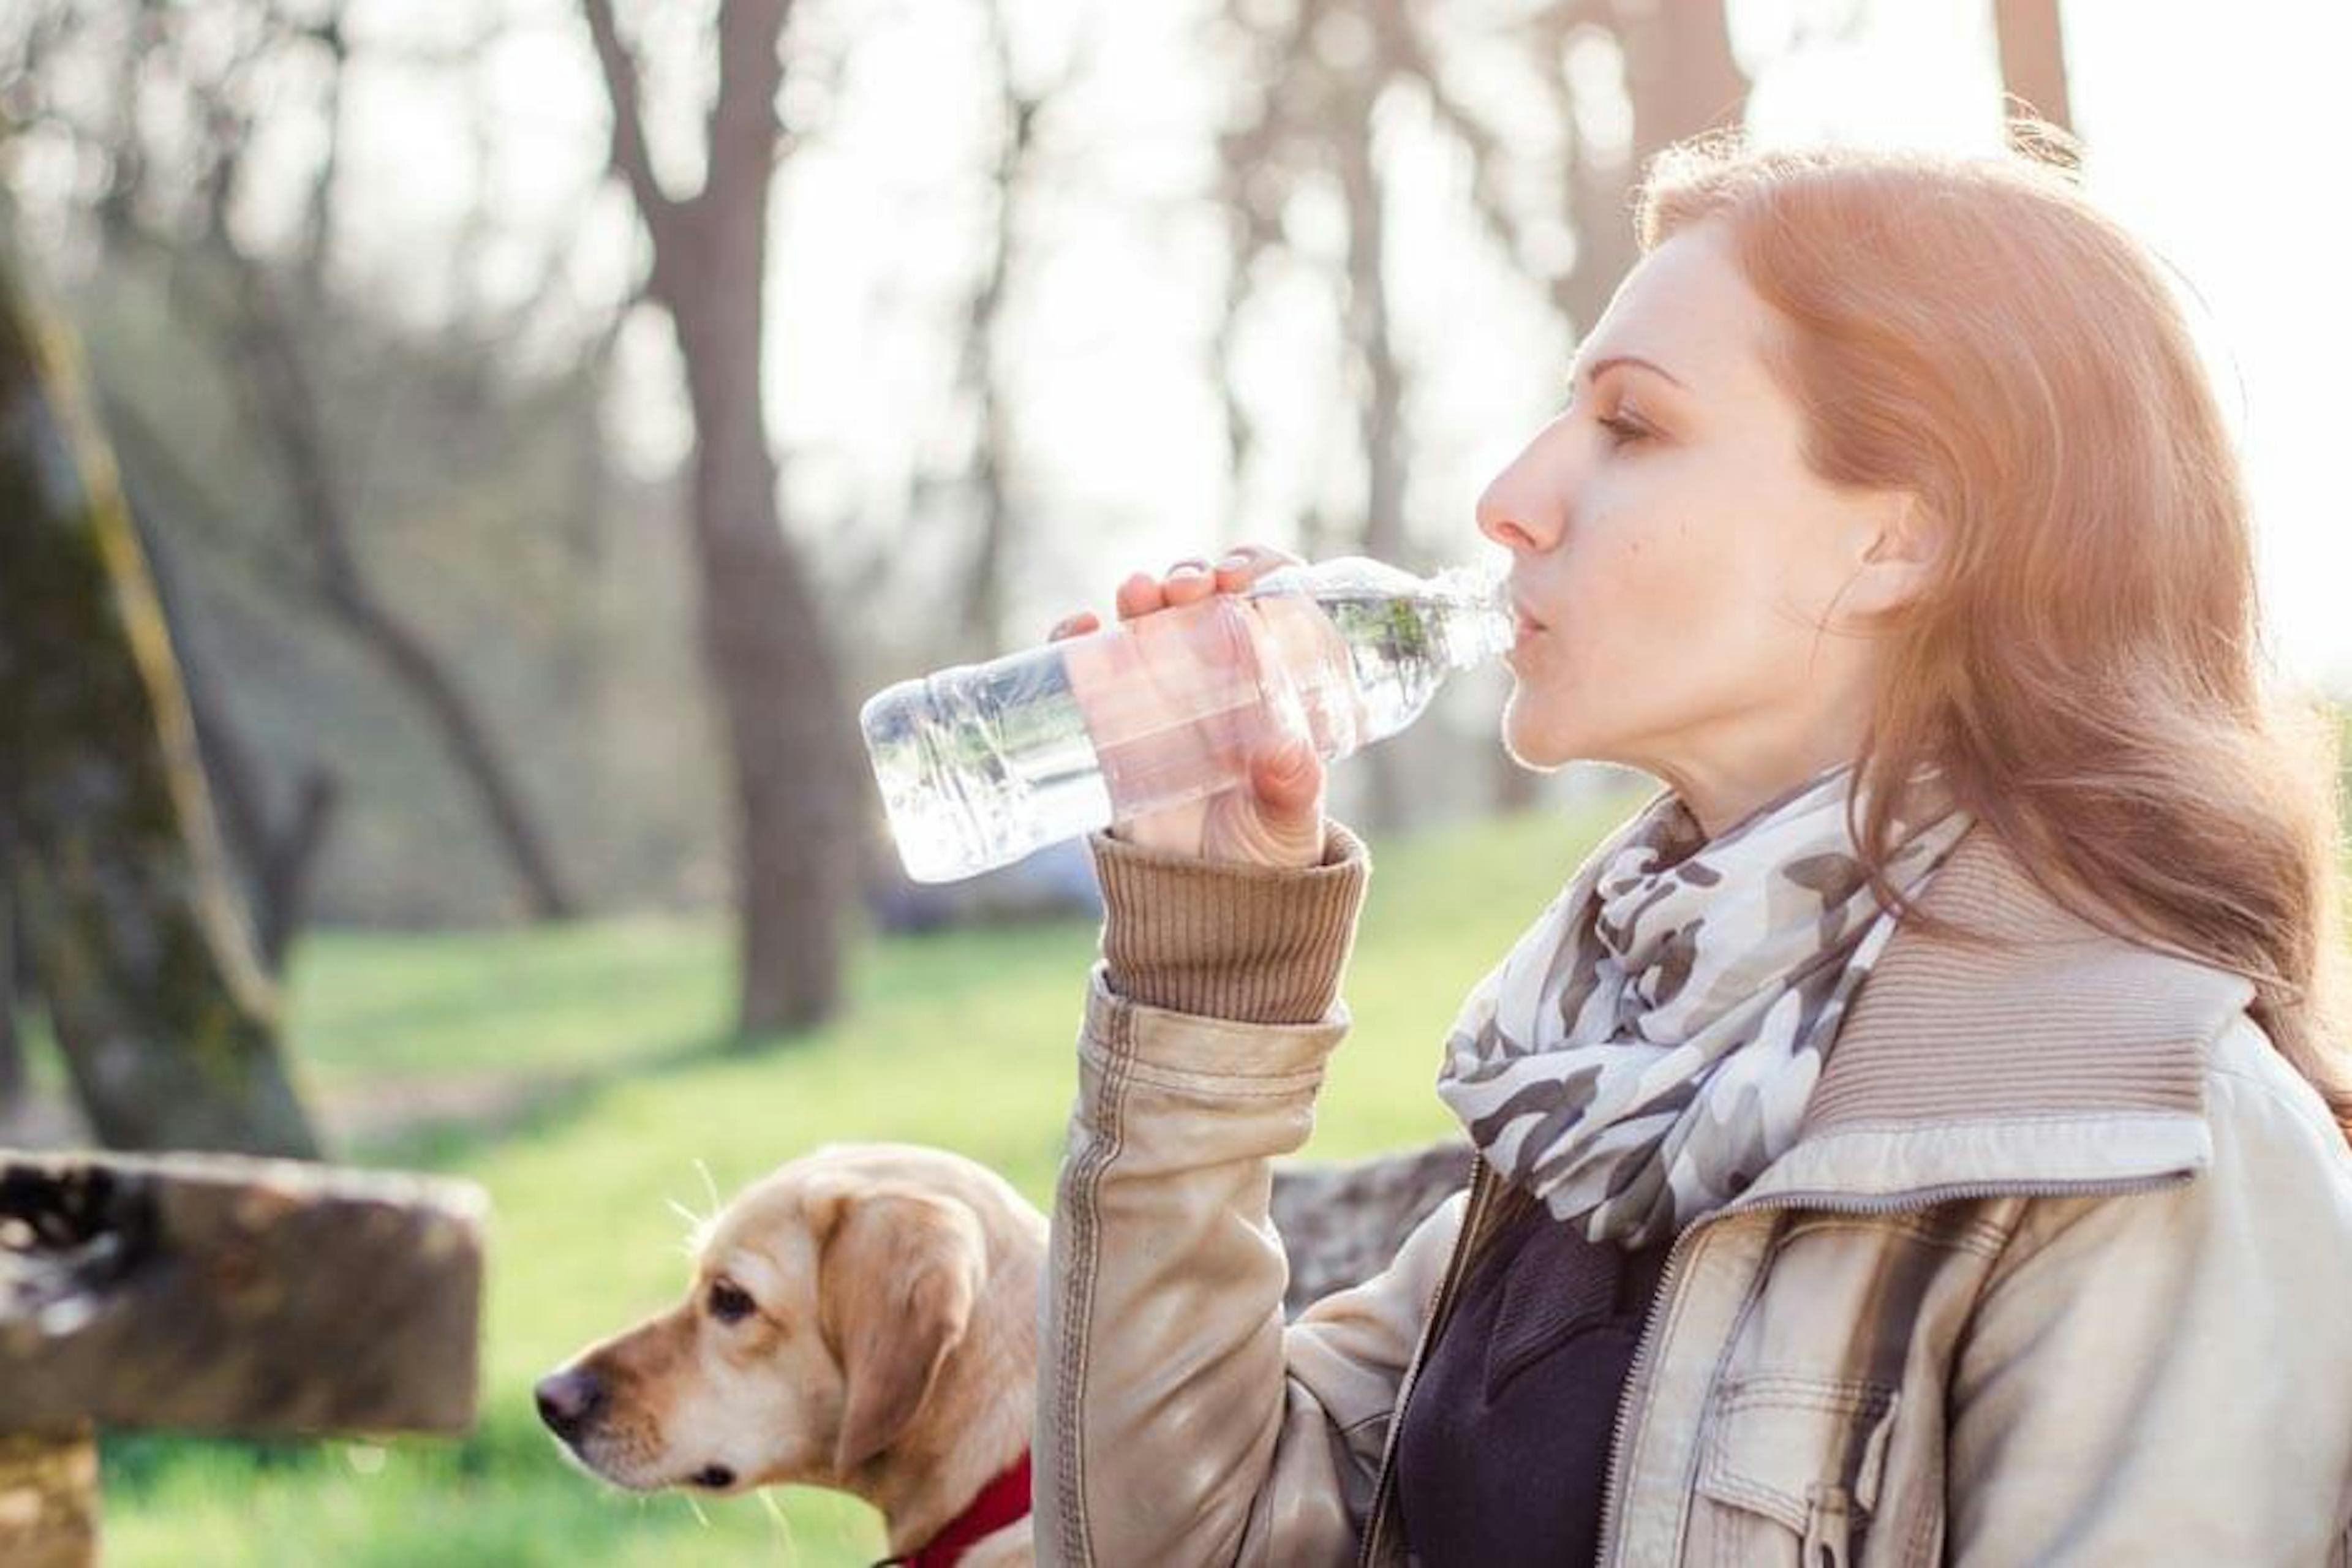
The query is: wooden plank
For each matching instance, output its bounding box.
[1,1152,484,1435]
[0,1426,97,1568]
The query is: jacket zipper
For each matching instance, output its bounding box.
[1584,1168,2193,1565]
[1354,1156,1497,1567]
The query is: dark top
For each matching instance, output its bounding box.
[1393,1190,1673,1567]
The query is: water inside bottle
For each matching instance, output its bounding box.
[862,651,1113,884]
[862,557,1513,883]
[1246,558,1513,744]
[1316,591,1512,741]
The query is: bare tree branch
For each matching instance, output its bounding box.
[1393,15,1556,303]
[1200,0,1330,542]
[290,0,347,307]
[937,0,1097,656]
[219,262,578,918]
[581,0,688,254]
[110,440,341,975]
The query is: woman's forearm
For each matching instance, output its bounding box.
[1036,826,1374,1565]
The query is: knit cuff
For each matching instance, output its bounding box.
[1087,823,1371,1025]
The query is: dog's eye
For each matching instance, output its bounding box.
[707,1280,755,1324]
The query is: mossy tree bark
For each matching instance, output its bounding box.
[1,873,23,1113]
[0,243,320,1158]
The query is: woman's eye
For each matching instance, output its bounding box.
[708,1281,755,1323]
[1597,413,1649,447]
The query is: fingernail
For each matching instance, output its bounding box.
[1216,551,1250,571]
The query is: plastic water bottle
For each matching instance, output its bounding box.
[861,556,1513,883]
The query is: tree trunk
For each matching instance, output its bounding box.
[1337,79,1412,835]
[1994,0,2075,148]
[677,307,862,1038]
[248,772,337,973]
[0,244,320,1159]
[1,872,23,1112]
[1620,0,1747,164]
[583,0,864,1038]
[948,5,1034,662]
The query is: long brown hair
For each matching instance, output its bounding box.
[1636,130,2350,1136]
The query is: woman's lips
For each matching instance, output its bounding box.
[1507,610,1544,669]
[1506,587,1546,663]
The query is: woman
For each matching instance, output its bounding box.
[1035,135,2352,1566]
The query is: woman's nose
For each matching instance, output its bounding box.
[1475,461,1561,556]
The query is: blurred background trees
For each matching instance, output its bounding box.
[0,0,2323,1147]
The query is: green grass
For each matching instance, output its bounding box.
[282,915,728,1086]
[94,794,1638,1566]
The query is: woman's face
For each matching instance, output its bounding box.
[1477,219,1929,835]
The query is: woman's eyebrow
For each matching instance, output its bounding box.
[1572,353,1690,393]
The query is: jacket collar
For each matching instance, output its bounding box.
[1738,825,2253,1210]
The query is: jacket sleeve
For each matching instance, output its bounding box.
[1035,824,1464,1567]
[1947,1016,2352,1566]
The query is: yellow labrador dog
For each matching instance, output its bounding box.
[537,1144,1044,1566]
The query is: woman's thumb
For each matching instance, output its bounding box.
[1250,734,1324,824]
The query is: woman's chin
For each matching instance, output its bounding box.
[1499,701,1578,773]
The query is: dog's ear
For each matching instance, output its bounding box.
[818,1188,985,1476]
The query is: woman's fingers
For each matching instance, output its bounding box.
[1048,611,1101,641]
[1111,545,1304,623]
[1212,543,1305,593]
[1115,571,1163,621]
[1161,559,1218,609]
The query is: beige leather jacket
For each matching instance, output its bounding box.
[1037,820,2352,1566]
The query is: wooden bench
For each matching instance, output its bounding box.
[0,1152,485,1566]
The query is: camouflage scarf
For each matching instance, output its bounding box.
[1434,764,1970,1246]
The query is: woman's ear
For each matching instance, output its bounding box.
[1844,493,1943,619]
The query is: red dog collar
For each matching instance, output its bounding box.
[874,1450,1031,1568]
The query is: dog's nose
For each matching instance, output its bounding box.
[535,1368,605,1440]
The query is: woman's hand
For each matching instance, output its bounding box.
[1049,544,1328,870]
